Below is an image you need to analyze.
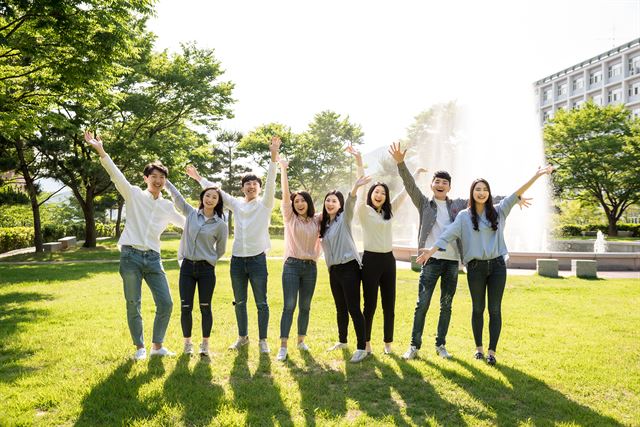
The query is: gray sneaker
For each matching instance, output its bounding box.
[184,342,194,354]
[402,345,419,360]
[150,347,176,357]
[259,339,270,354]
[133,348,147,361]
[435,344,452,359]
[350,349,369,363]
[228,336,249,350]
[199,342,209,356]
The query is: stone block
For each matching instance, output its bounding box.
[43,242,63,252]
[58,236,77,250]
[572,260,598,278]
[536,259,559,278]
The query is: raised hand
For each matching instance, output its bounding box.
[83,131,106,157]
[537,164,555,176]
[278,158,289,169]
[269,136,281,160]
[517,196,533,210]
[354,175,372,189]
[345,145,363,164]
[415,167,428,175]
[185,165,202,182]
[388,141,407,164]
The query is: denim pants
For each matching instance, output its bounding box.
[179,259,216,339]
[119,245,173,347]
[230,253,269,339]
[280,257,317,339]
[410,258,459,349]
[466,257,507,352]
[328,260,366,350]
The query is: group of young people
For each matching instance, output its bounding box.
[84,131,553,366]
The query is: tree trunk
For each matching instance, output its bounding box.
[115,197,124,238]
[15,141,43,252]
[607,215,618,237]
[82,194,97,248]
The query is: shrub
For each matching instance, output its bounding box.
[560,224,583,236]
[0,227,34,253]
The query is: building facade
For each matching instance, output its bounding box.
[535,38,640,125]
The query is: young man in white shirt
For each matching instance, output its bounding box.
[187,136,281,353]
[85,132,185,360]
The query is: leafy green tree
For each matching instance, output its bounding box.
[544,102,640,236]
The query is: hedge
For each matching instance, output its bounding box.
[557,223,640,237]
[0,222,117,253]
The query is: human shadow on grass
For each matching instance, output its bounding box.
[346,354,468,426]
[425,358,623,426]
[0,291,52,383]
[75,357,166,426]
[229,346,293,426]
[285,348,349,426]
[162,354,224,425]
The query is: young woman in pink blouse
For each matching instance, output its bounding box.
[275,159,323,362]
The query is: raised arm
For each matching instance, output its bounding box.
[514,165,554,197]
[389,142,425,210]
[164,180,195,216]
[262,136,281,210]
[346,146,368,215]
[84,131,133,200]
[391,167,427,212]
[186,165,237,212]
[278,158,293,221]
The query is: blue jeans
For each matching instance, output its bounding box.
[466,257,507,351]
[119,246,173,347]
[280,257,317,339]
[230,253,269,339]
[410,258,459,349]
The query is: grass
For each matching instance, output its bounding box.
[0,237,639,426]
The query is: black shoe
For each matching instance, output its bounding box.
[473,351,484,360]
[486,354,497,366]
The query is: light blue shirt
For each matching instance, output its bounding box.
[321,194,362,268]
[434,193,519,265]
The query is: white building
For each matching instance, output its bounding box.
[535,38,640,126]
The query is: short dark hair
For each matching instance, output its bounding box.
[432,170,451,184]
[143,162,168,178]
[290,191,315,217]
[241,173,262,187]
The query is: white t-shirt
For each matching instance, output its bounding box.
[424,199,460,261]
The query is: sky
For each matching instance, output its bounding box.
[147,0,640,153]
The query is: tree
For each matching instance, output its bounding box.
[544,102,640,236]
[38,43,234,247]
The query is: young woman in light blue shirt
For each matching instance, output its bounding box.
[417,165,554,366]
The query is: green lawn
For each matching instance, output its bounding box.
[1,238,638,426]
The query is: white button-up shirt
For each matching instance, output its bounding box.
[100,155,185,254]
[200,161,277,257]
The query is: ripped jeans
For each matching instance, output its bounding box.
[179,259,216,338]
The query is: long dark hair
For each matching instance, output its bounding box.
[468,179,498,231]
[366,182,392,220]
[319,190,344,238]
[199,187,224,218]
[290,191,315,217]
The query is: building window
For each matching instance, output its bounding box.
[542,110,552,122]
[607,88,622,103]
[629,56,640,75]
[629,81,640,97]
[590,70,603,85]
[608,63,622,78]
[542,88,552,102]
[557,83,567,97]
[632,108,640,118]
[572,100,585,109]
[592,94,603,105]
[572,77,584,91]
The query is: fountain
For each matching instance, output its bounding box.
[594,230,608,253]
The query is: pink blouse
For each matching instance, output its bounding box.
[281,199,322,261]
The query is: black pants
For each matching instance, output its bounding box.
[466,257,507,352]
[329,260,366,350]
[179,259,216,338]
[362,251,396,343]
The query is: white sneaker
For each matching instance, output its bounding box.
[327,342,348,351]
[228,336,250,350]
[259,339,270,354]
[150,347,176,357]
[276,347,288,361]
[297,342,310,351]
[199,342,209,356]
[402,346,419,360]
[184,342,194,354]
[435,344,452,359]
[350,349,369,363]
[133,348,147,361]
[384,344,393,355]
